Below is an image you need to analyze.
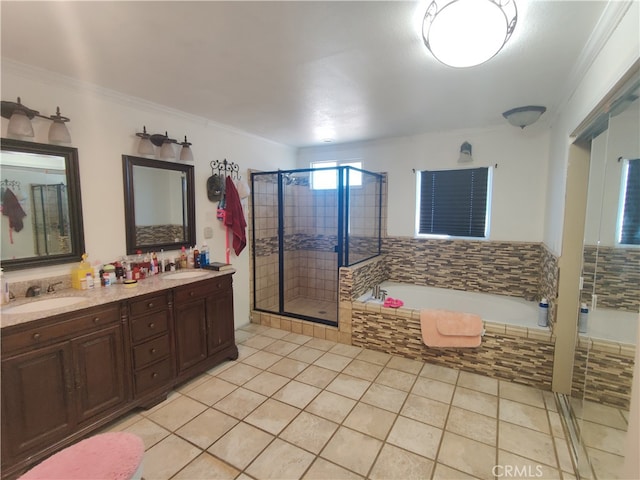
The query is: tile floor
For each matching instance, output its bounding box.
[103,324,584,480]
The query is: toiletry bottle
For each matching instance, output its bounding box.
[180,246,188,269]
[578,303,589,333]
[537,298,549,327]
[201,244,209,266]
[86,272,94,289]
[187,247,195,269]
[1,269,9,305]
[194,246,201,268]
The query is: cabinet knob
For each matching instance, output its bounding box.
[152,372,159,379]
[148,302,154,308]
[149,322,155,329]
[189,291,195,297]
[150,348,156,354]
[32,332,41,341]
[93,317,100,324]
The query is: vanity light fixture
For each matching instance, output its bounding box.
[422,0,518,68]
[135,126,194,161]
[1,97,72,143]
[458,141,473,162]
[502,105,547,129]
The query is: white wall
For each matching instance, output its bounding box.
[298,125,550,242]
[1,61,297,328]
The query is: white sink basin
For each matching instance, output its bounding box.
[163,271,209,280]
[3,296,89,314]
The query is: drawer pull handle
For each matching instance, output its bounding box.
[150,348,156,354]
[149,322,155,329]
[148,302,154,308]
[93,317,100,324]
[33,333,41,340]
[152,372,159,379]
[190,291,195,297]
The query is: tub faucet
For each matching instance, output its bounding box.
[379,289,388,301]
[372,285,380,299]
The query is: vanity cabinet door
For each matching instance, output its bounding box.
[174,298,208,373]
[206,286,235,354]
[72,324,127,424]
[1,342,75,464]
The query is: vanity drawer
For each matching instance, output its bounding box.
[133,334,171,369]
[2,304,120,353]
[130,311,169,343]
[134,358,173,395]
[129,293,170,317]
[173,276,231,303]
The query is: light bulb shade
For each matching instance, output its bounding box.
[159,140,175,160]
[8,110,35,137]
[458,141,473,162]
[422,0,517,68]
[138,138,155,155]
[502,106,546,128]
[48,120,71,143]
[180,145,194,162]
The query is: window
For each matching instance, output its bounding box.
[416,167,491,239]
[617,158,640,246]
[310,160,362,190]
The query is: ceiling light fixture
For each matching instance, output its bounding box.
[458,141,473,162]
[1,97,72,143]
[502,106,546,129]
[135,126,194,161]
[422,0,518,68]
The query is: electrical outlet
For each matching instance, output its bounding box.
[204,226,213,239]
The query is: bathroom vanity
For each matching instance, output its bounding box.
[0,272,238,479]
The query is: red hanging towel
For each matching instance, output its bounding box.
[2,187,27,244]
[223,176,247,256]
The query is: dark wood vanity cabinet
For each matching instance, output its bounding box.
[1,304,127,471]
[174,275,238,380]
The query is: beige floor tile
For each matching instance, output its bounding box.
[321,426,383,476]
[235,329,254,343]
[102,411,145,432]
[175,408,238,449]
[306,338,337,351]
[147,395,208,432]
[303,457,364,479]
[141,391,182,416]
[586,446,624,480]
[213,387,267,419]
[288,345,325,363]
[242,350,283,369]
[281,411,339,454]
[581,400,628,430]
[295,365,339,388]
[548,410,565,438]
[123,417,170,449]
[386,355,424,374]
[328,342,362,358]
[554,436,575,475]
[369,443,435,480]
[446,406,497,446]
[240,323,269,334]
[386,415,442,459]
[412,376,455,404]
[172,452,239,480]
[243,370,290,397]
[216,362,262,386]
[375,367,417,392]
[176,374,211,394]
[542,390,558,412]
[207,421,274,470]
[499,421,557,467]
[438,431,496,480]
[306,390,357,423]
[360,383,408,413]
[268,357,310,378]
[457,371,498,396]
[499,398,550,434]
[183,376,237,405]
[343,359,384,381]
[452,387,498,418]
[206,359,234,376]
[326,373,371,400]
[356,349,392,366]
[261,327,291,339]
[264,339,301,356]
[314,352,352,371]
[142,434,201,480]
[244,398,301,435]
[499,381,545,408]
[241,334,277,350]
[401,394,449,428]
[283,332,313,345]
[236,343,259,360]
[432,462,479,479]
[246,438,315,479]
[272,380,321,409]
[580,420,627,456]
[343,402,397,440]
[420,362,459,384]
[498,450,562,479]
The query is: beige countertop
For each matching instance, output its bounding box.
[0,269,234,329]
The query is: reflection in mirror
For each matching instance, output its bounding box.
[122,155,195,255]
[0,139,85,270]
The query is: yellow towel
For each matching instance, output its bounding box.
[420,309,482,348]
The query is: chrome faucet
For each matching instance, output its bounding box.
[26,285,41,297]
[47,281,63,293]
[372,285,380,299]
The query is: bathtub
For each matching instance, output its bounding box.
[581,308,638,345]
[357,281,542,330]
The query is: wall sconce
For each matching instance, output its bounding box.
[1,97,72,143]
[502,106,546,129]
[458,141,473,162]
[135,126,194,161]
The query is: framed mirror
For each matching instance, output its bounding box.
[122,155,195,255]
[1,138,85,270]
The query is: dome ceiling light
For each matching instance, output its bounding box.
[422,0,518,68]
[502,106,547,129]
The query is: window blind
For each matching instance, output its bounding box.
[418,167,489,238]
[620,158,640,245]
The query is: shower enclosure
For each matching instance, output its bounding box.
[251,166,383,326]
